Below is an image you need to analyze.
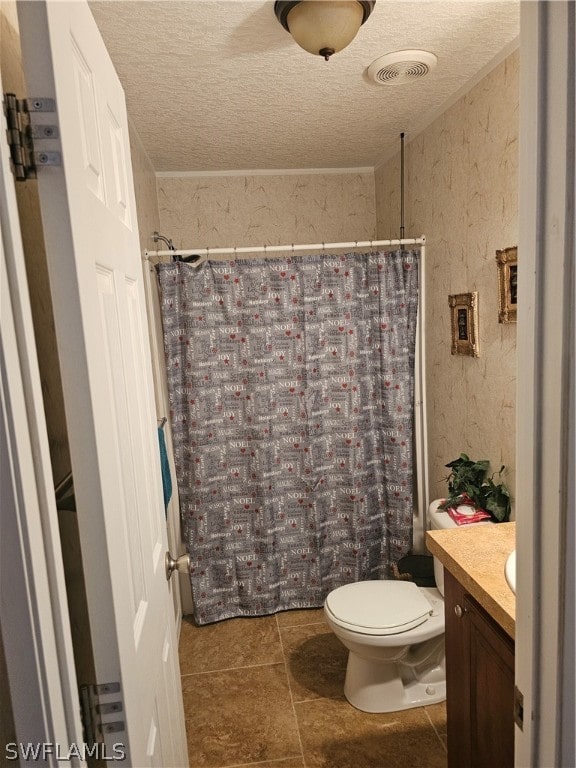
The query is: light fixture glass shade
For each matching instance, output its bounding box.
[286,1,365,59]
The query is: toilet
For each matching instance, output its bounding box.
[324,499,492,713]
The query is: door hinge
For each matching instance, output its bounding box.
[3,93,61,181]
[79,682,125,746]
[513,684,524,730]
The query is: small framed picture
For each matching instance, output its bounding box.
[496,246,518,323]
[449,292,480,357]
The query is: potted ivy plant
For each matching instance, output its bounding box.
[439,453,511,522]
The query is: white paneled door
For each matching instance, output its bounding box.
[14,1,188,764]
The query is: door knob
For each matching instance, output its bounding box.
[165,552,190,580]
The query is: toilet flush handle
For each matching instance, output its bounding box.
[165,551,190,580]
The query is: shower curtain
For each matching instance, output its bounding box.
[158,249,419,625]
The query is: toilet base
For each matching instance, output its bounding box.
[343,648,446,713]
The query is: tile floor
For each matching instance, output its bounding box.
[179,608,448,768]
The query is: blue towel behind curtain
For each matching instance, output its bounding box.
[157,426,172,515]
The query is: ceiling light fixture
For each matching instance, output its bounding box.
[274,0,376,62]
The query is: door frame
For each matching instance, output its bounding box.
[515,2,575,766]
[0,66,84,760]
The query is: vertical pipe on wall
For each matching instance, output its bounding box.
[400,132,405,240]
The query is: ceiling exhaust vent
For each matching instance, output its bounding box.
[367,50,437,85]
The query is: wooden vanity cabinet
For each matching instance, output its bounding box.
[444,569,515,768]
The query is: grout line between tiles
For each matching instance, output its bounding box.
[210,757,304,768]
[424,706,448,755]
[291,694,345,705]
[276,613,307,768]
[180,659,284,679]
[277,620,326,631]
[208,757,306,768]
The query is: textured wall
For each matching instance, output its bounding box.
[376,52,519,509]
[156,172,376,250]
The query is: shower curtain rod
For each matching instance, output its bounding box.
[144,236,426,260]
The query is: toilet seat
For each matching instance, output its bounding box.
[325,580,434,636]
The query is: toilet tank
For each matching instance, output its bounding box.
[427,499,493,596]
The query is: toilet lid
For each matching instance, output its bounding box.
[325,581,433,635]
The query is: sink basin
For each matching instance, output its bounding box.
[505,550,516,594]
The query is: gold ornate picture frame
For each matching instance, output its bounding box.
[496,246,518,323]
[449,292,480,357]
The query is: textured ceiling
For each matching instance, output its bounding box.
[89,0,519,172]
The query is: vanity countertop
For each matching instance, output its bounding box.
[426,521,516,639]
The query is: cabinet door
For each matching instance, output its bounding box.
[465,593,515,768]
[444,571,515,768]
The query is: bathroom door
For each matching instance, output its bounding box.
[16,1,188,764]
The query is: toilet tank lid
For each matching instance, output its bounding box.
[325,581,433,634]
